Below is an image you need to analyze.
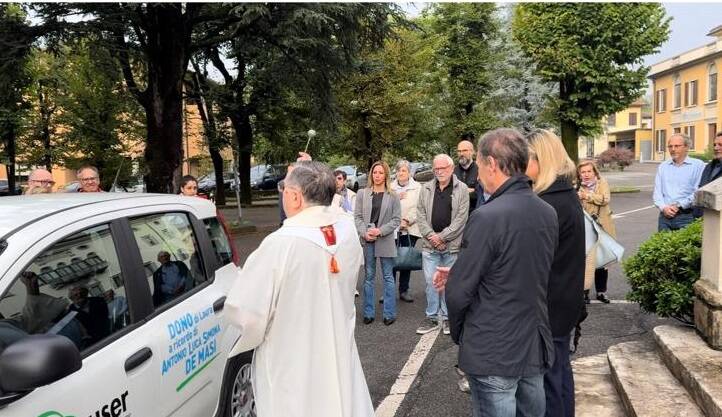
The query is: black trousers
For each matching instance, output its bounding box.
[395,235,418,294]
[544,334,575,417]
[594,268,608,293]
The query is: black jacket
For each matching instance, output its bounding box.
[538,177,586,337]
[153,260,191,306]
[447,175,558,377]
[455,162,480,212]
[694,159,722,217]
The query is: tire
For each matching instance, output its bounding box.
[221,351,256,417]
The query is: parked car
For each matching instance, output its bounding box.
[0,193,254,416]
[250,164,286,191]
[336,165,368,192]
[197,172,238,195]
[0,180,23,196]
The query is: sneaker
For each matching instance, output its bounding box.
[442,320,450,335]
[596,292,611,304]
[399,292,414,303]
[458,375,470,393]
[355,290,359,297]
[416,317,439,334]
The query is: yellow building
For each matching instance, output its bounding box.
[1,93,230,190]
[578,100,652,160]
[649,25,722,161]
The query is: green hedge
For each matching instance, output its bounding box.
[623,219,702,324]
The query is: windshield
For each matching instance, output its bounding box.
[250,165,268,181]
[337,166,355,175]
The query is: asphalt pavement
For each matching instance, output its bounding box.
[229,162,673,417]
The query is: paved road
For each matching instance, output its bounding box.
[230,162,673,417]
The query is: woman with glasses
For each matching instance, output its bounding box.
[526,129,585,417]
[354,161,401,326]
[577,160,616,304]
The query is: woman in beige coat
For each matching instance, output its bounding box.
[391,160,422,302]
[577,160,616,304]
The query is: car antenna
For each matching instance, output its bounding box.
[111,159,124,192]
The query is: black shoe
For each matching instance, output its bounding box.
[596,293,611,304]
[399,292,414,303]
[584,290,590,304]
[363,317,374,325]
[379,298,384,304]
[383,318,395,326]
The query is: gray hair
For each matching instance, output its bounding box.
[669,133,692,148]
[432,154,454,166]
[76,165,99,177]
[285,161,336,206]
[477,128,528,176]
[395,159,411,172]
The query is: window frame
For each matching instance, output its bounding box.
[709,64,718,103]
[673,75,682,109]
[656,89,667,113]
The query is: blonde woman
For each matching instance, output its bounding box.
[577,160,616,304]
[391,160,422,302]
[354,161,401,325]
[526,129,585,417]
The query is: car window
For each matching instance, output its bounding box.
[204,217,233,266]
[128,212,207,309]
[0,224,128,353]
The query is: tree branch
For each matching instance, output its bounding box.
[113,31,148,107]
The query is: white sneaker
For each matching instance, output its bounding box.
[442,320,450,335]
[458,376,470,393]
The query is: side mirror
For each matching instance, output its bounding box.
[0,334,81,393]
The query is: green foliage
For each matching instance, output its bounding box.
[623,219,702,324]
[690,149,714,162]
[513,3,670,156]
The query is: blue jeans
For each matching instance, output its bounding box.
[363,243,396,320]
[544,334,574,417]
[468,374,546,417]
[422,250,457,319]
[658,212,694,231]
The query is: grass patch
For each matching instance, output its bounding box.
[610,186,640,193]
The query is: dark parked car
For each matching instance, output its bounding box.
[250,165,286,191]
[0,180,23,196]
[197,172,238,195]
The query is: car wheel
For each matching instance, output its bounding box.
[222,351,256,417]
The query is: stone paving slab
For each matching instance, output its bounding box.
[608,340,703,417]
[572,354,626,417]
[655,325,722,417]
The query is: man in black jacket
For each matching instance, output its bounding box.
[695,132,722,217]
[455,134,482,211]
[441,128,558,417]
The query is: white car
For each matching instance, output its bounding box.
[336,165,368,192]
[0,193,254,417]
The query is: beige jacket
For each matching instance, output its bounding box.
[580,177,616,289]
[416,176,469,253]
[391,178,422,237]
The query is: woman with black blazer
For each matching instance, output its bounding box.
[526,129,586,417]
[354,161,401,326]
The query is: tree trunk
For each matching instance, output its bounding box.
[230,112,253,205]
[144,97,184,193]
[6,129,16,195]
[362,114,375,171]
[561,119,580,163]
[38,82,53,171]
[209,148,225,205]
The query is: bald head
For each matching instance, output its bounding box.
[26,168,55,194]
[457,140,475,167]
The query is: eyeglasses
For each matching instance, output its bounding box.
[79,176,99,183]
[31,179,55,185]
[336,177,345,181]
[433,165,452,172]
[667,145,685,149]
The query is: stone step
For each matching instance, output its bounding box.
[572,354,625,417]
[607,340,703,417]
[654,325,722,417]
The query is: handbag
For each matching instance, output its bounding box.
[583,211,624,268]
[394,233,422,271]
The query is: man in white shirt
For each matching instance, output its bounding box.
[226,161,374,417]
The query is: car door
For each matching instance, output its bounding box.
[0,217,159,417]
[124,210,233,416]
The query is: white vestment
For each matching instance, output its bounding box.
[226,205,374,417]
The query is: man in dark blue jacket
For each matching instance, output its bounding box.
[442,128,558,417]
[695,132,722,217]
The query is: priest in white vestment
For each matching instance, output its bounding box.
[225,161,374,417]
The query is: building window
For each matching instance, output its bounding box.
[685,80,698,106]
[607,113,616,127]
[674,75,681,109]
[656,129,666,152]
[628,112,637,126]
[709,123,717,145]
[710,64,718,102]
[674,127,682,134]
[656,89,667,112]
[684,125,696,150]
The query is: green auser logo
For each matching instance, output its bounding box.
[37,411,75,417]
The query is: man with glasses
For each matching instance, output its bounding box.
[653,133,704,231]
[25,168,55,194]
[415,154,469,335]
[455,134,482,212]
[76,165,103,193]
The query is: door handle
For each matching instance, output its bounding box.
[125,347,153,372]
[213,296,226,313]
